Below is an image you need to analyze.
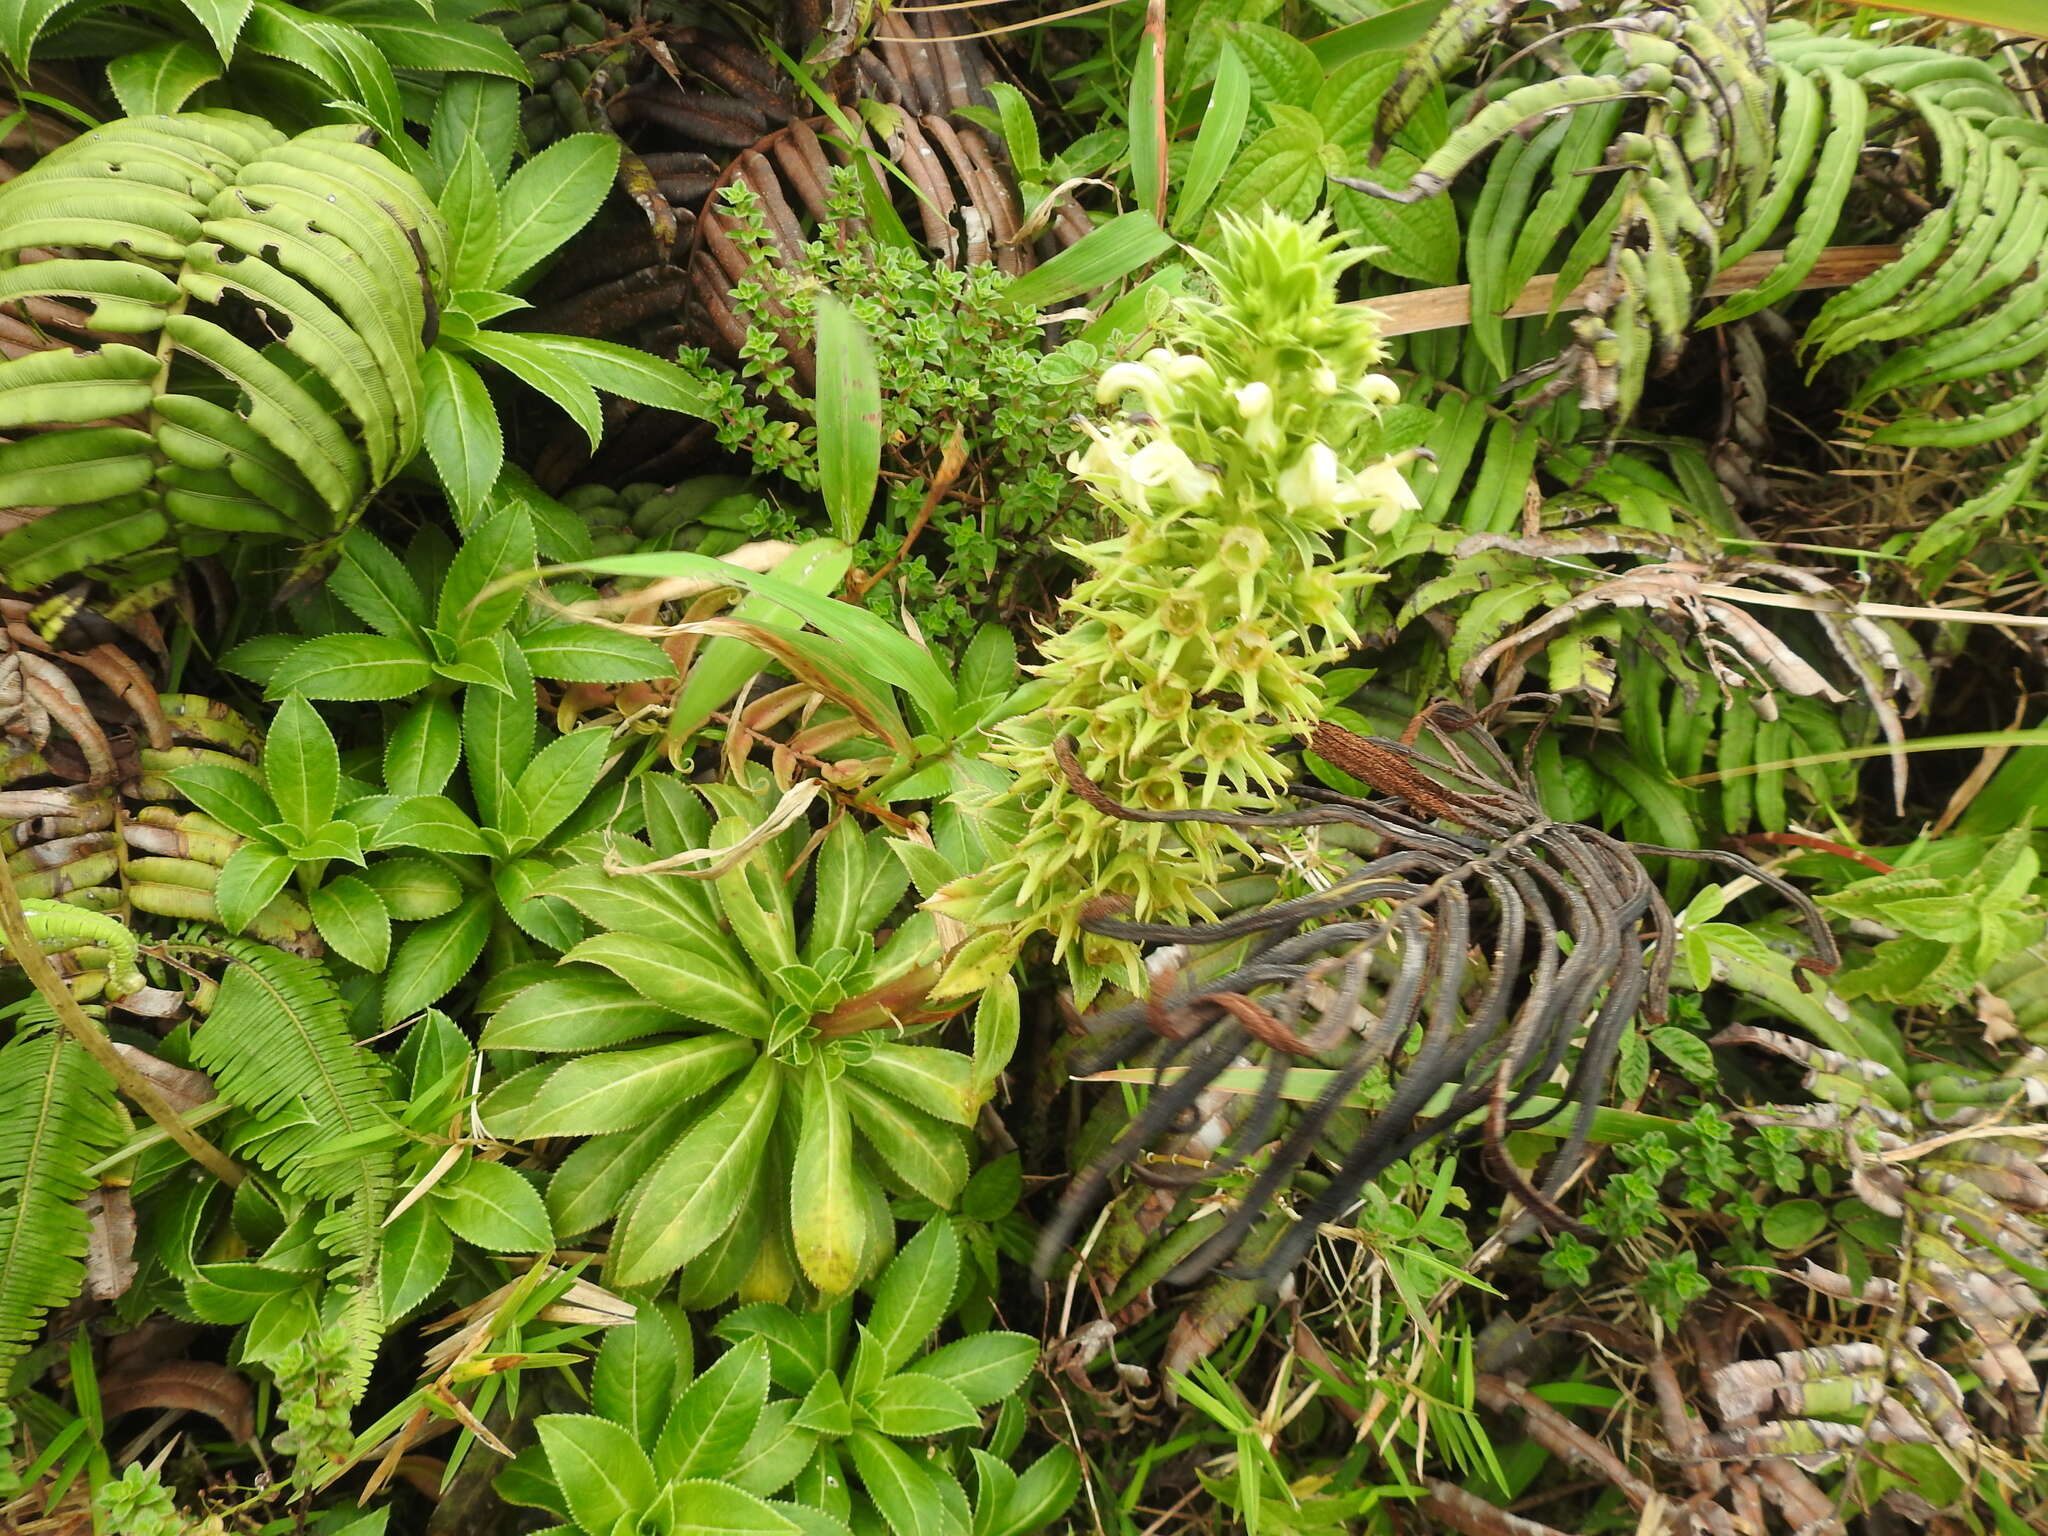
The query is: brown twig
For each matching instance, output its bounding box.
[1359,246,1905,338]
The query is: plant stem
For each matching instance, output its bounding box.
[0,854,244,1187]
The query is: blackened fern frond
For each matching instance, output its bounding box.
[1037,705,1837,1288]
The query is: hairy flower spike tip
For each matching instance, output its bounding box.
[930,211,1419,1005]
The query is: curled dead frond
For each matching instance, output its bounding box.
[1035,708,1837,1289]
[1721,1024,2048,1436]
[1440,529,1925,809]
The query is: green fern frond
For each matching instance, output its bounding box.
[193,941,399,1398]
[193,940,400,1200]
[0,112,446,589]
[0,1020,120,1380]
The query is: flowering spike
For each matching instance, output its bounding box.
[932,211,1421,1005]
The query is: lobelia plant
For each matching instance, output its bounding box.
[499,1221,1074,1536]
[480,770,980,1306]
[930,209,1423,1005]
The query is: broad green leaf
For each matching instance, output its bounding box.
[183,0,256,61]
[421,347,504,520]
[509,727,611,852]
[268,634,435,701]
[519,1036,753,1139]
[850,1044,974,1126]
[984,81,1041,184]
[337,8,532,76]
[517,619,672,683]
[792,1368,855,1438]
[863,1373,978,1437]
[813,294,882,546]
[431,71,521,185]
[281,818,363,864]
[1173,42,1250,235]
[332,528,427,640]
[1762,1198,1829,1248]
[1208,108,1325,232]
[263,693,339,835]
[727,1401,817,1498]
[185,1262,303,1324]
[1007,212,1176,308]
[1002,1447,1081,1536]
[459,329,604,449]
[384,696,460,799]
[358,857,466,920]
[463,634,535,829]
[107,41,221,114]
[493,133,622,288]
[438,500,534,643]
[440,136,502,295]
[169,763,277,841]
[660,1480,800,1536]
[904,1334,1035,1409]
[611,1056,781,1286]
[216,844,295,935]
[969,975,1017,1103]
[481,972,681,1054]
[655,1336,769,1482]
[245,0,404,141]
[1329,145,1460,285]
[1,0,78,67]
[843,1078,966,1208]
[379,1199,453,1319]
[845,1430,946,1536]
[311,874,392,971]
[382,892,493,1022]
[1648,1026,1716,1084]
[540,862,730,959]
[544,1105,694,1237]
[710,826,799,977]
[433,1157,551,1252]
[1313,51,1402,152]
[537,1414,657,1536]
[595,1309,686,1452]
[521,332,713,417]
[562,934,772,1038]
[858,1220,959,1381]
[714,1303,836,1395]
[1230,20,1321,114]
[375,795,492,856]
[791,1069,866,1295]
[1129,19,1165,220]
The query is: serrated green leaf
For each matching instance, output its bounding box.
[107,41,221,114]
[519,1036,753,1139]
[311,874,391,971]
[434,1157,551,1252]
[382,892,492,1022]
[493,134,621,289]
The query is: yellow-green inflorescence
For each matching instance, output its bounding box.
[932,211,1421,1006]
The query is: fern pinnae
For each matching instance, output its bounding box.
[190,939,400,1199]
[0,1019,121,1379]
[191,941,400,1398]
